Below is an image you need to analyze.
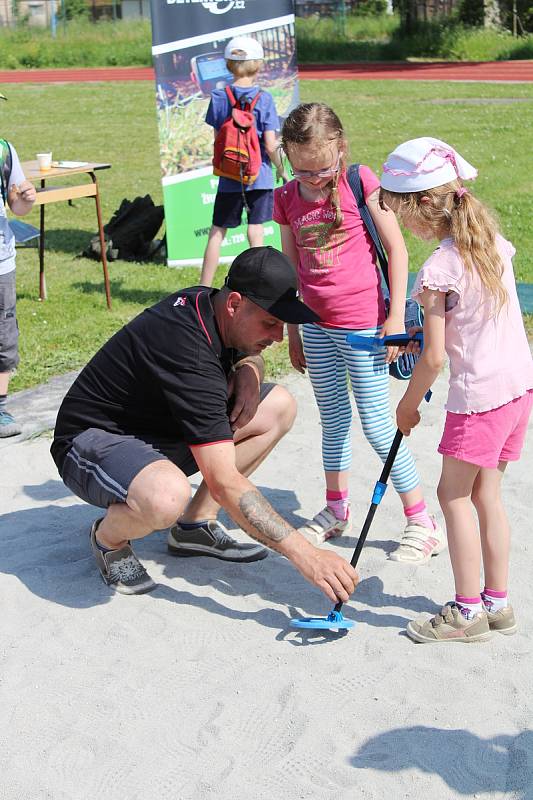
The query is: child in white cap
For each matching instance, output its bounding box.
[381,136,533,644]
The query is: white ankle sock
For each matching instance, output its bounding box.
[482,590,508,612]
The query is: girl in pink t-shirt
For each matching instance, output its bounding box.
[273,103,444,562]
[380,136,533,644]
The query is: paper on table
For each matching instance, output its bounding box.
[55,161,90,168]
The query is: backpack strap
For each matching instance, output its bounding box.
[226,85,261,112]
[0,138,12,206]
[225,85,237,108]
[346,163,390,290]
[247,90,261,111]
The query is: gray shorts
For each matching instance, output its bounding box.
[61,382,276,509]
[0,269,19,373]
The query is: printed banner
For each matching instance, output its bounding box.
[150,0,299,266]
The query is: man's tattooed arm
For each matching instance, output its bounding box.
[239,489,294,547]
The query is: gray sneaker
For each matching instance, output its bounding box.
[90,519,157,595]
[0,409,22,438]
[168,519,268,563]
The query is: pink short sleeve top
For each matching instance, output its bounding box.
[273,167,386,329]
[412,235,533,414]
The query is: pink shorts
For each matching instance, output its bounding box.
[438,390,533,469]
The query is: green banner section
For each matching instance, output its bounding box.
[163,172,281,265]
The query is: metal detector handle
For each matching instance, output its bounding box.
[346,331,423,353]
[382,332,423,347]
[333,428,404,614]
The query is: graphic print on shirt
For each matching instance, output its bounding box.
[296,216,348,274]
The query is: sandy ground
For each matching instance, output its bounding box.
[1,369,532,800]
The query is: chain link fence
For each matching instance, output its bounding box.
[0,0,150,28]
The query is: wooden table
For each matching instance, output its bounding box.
[21,160,112,309]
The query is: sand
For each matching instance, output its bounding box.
[1,369,532,800]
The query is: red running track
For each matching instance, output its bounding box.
[1,61,533,84]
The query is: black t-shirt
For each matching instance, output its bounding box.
[51,287,239,471]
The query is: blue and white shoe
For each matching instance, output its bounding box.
[0,409,22,438]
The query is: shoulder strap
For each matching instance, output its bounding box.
[235,89,261,112]
[346,163,390,290]
[248,89,261,111]
[225,85,237,108]
[0,138,12,205]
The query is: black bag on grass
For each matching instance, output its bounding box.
[83,195,164,262]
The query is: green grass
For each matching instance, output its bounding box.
[2,78,532,392]
[295,14,533,63]
[0,19,152,69]
[1,16,533,69]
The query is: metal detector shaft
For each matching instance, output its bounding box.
[334,428,404,614]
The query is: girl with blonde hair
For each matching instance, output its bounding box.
[273,104,443,561]
[380,136,533,643]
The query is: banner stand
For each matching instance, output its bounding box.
[150,0,298,266]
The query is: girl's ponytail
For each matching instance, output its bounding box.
[381,181,508,313]
[330,171,343,228]
[451,189,508,312]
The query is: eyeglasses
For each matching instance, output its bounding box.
[290,154,341,180]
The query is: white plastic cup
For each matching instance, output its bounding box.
[36,152,52,171]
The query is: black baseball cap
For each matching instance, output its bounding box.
[224,246,320,324]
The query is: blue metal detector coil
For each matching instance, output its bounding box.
[290,610,355,630]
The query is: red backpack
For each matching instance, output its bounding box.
[212,86,262,187]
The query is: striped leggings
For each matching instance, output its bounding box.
[303,323,420,495]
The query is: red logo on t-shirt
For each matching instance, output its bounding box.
[173,296,187,307]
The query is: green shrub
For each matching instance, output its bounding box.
[457,0,484,26]
[57,0,89,21]
[352,0,388,16]
[295,13,398,62]
[0,19,152,69]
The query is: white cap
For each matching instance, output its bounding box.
[381,137,478,193]
[224,36,264,62]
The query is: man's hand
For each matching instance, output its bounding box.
[396,397,420,436]
[228,361,261,430]
[286,536,358,603]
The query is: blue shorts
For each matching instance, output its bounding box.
[212,189,273,228]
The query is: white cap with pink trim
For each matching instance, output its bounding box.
[380,137,478,193]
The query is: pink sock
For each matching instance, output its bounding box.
[482,586,508,612]
[326,489,349,521]
[404,500,435,531]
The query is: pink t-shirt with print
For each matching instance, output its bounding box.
[273,167,386,329]
[412,235,533,414]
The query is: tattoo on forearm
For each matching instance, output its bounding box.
[239,490,293,545]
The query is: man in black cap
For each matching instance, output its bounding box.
[51,246,358,601]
